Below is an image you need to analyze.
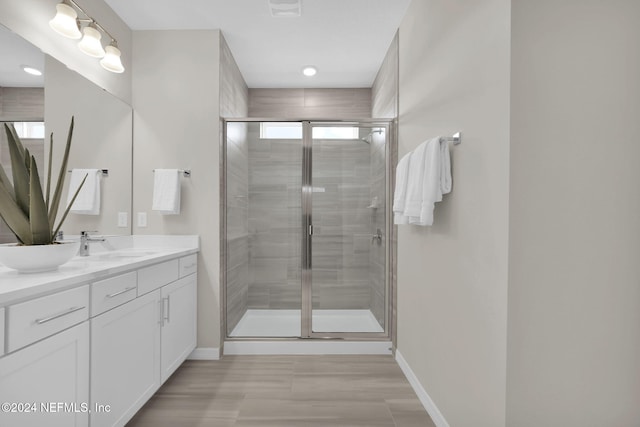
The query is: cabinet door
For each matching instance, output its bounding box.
[160,274,197,383]
[0,322,89,427]
[90,289,161,427]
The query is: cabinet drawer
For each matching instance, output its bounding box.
[179,254,197,277]
[91,272,138,317]
[7,285,89,353]
[138,259,179,296]
[0,307,4,357]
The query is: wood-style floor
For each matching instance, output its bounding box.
[126,355,436,427]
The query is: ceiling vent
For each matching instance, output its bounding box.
[269,0,301,17]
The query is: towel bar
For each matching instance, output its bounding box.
[444,132,462,145]
[67,169,109,176]
[152,169,191,177]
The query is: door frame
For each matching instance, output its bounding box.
[302,120,392,339]
[221,118,395,341]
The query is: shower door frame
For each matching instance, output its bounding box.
[221,118,396,341]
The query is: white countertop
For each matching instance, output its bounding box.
[0,235,199,306]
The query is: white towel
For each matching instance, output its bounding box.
[393,152,412,225]
[403,141,429,221]
[399,137,452,226]
[439,138,452,197]
[67,169,101,215]
[414,137,452,226]
[413,138,443,226]
[152,169,181,215]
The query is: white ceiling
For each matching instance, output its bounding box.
[0,25,45,87]
[104,0,411,88]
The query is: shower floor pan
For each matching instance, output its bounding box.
[229,309,384,337]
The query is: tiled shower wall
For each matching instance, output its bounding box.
[245,127,374,311]
[226,88,393,333]
[225,122,249,333]
[368,131,387,325]
[309,137,373,310]
[370,33,399,326]
[221,33,249,335]
[246,124,302,309]
[227,126,388,326]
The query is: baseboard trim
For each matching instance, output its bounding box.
[395,350,450,427]
[223,341,393,355]
[188,347,220,360]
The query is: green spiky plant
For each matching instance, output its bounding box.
[0,117,86,245]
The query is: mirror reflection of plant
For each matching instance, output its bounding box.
[0,117,86,245]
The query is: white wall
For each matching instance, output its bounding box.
[45,55,132,237]
[396,1,511,426]
[507,1,640,425]
[132,30,221,351]
[0,0,132,104]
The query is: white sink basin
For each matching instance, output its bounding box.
[91,249,163,260]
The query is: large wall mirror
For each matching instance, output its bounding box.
[0,24,132,243]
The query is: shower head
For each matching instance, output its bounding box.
[361,128,384,144]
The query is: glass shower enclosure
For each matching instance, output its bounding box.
[223,120,391,339]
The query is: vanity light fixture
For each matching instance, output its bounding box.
[302,66,317,77]
[49,0,125,73]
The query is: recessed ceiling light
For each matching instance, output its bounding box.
[302,66,317,77]
[22,66,43,76]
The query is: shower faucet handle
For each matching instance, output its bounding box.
[371,228,383,245]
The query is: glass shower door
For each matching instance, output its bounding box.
[306,123,388,335]
[225,121,303,337]
[225,120,390,339]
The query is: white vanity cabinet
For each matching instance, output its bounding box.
[90,256,197,427]
[0,322,90,427]
[90,289,162,427]
[0,243,198,427]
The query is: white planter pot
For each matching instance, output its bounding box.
[0,241,80,273]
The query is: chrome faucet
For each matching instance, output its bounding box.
[79,231,105,256]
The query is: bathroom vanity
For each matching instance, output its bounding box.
[0,235,199,427]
